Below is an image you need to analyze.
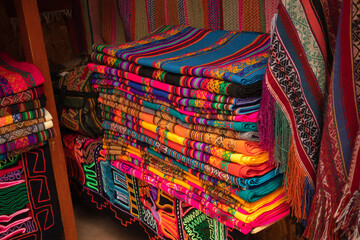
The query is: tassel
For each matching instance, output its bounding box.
[258,73,275,163]
[335,190,360,239]
[274,103,291,173]
[285,140,307,220]
[301,177,314,226]
[303,193,337,240]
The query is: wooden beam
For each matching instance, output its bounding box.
[14,0,78,239]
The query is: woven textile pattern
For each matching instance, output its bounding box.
[0,145,64,240]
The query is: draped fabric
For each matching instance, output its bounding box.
[258,0,360,239]
[259,0,331,221]
[303,1,360,239]
[116,0,280,41]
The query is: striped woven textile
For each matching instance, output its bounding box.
[74,0,280,54]
[117,0,280,41]
[304,0,360,239]
[85,25,290,235]
[74,0,126,54]
[258,0,360,239]
[258,0,331,222]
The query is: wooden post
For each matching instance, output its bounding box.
[14,0,78,239]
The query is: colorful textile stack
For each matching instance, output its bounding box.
[87,25,290,234]
[0,53,56,160]
[64,133,251,239]
[0,53,62,239]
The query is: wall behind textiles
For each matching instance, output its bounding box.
[0,0,280,66]
[77,0,280,53]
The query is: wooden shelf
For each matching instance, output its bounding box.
[14,0,78,239]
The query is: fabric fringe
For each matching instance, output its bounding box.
[274,103,291,173]
[285,140,307,221]
[301,177,314,226]
[258,74,275,163]
[10,9,72,32]
[303,192,336,240]
[335,190,360,239]
[41,10,72,24]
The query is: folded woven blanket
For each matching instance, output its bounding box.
[92,26,269,85]
[0,108,48,128]
[0,85,44,108]
[0,95,46,116]
[0,53,45,97]
[0,120,53,144]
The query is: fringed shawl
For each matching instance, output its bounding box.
[260,0,360,238]
[259,0,331,221]
[304,0,360,238]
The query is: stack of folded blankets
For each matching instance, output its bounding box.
[0,53,55,160]
[0,53,61,239]
[88,25,290,234]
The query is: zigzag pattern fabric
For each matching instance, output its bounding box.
[87,25,290,236]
